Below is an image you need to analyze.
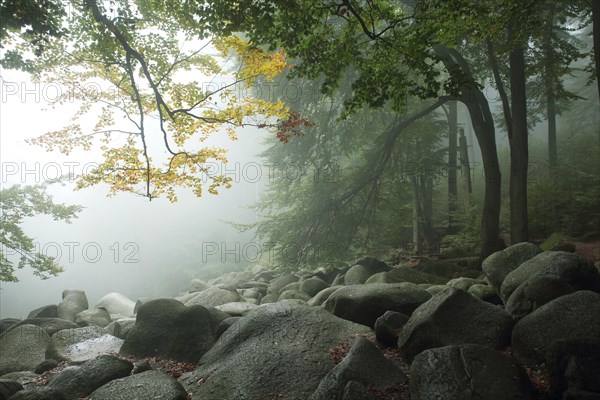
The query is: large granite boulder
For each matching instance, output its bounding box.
[505,275,576,319]
[120,298,219,363]
[308,286,343,307]
[8,387,66,400]
[46,326,123,363]
[90,370,188,400]
[300,277,329,297]
[366,266,449,285]
[344,265,373,285]
[309,337,407,399]
[410,344,532,400]
[268,273,300,295]
[322,283,431,328]
[27,305,57,319]
[547,338,600,400]
[179,301,372,400]
[374,311,409,347]
[398,287,513,362]
[184,286,243,308]
[57,290,88,322]
[75,308,112,328]
[0,325,50,375]
[482,242,542,297]
[3,318,78,336]
[47,354,133,399]
[0,379,23,399]
[187,279,209,293]
[512,290,600,367]
[501,251,599,303]
[95,293,136,317]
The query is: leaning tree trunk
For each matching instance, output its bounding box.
[447,101,459,233]
[434,45,504,258]
[509,45,530,244]
[593,0,600,106]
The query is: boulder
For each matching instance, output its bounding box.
[278,289,311,302]
[547,338,600,399]
[184,286,243,308]
[467,284,502,304]
[501,251,598,302]
[300,277,330,297]
[216,317,241,338]
[215,302,258,316]
[133,297,154,314]
[268,273,300,294]
[120,298,218,363]
[446,277,484,291]
[0,372,37,389]
[95,293,136,317]
[353,256,390,274]
[366,266,448,285]
[505,275,576,319]
[374,311,409,347]
[398,287,513,362]
[57,290,88,322]
[179,301,372,400]
[46,326,123,363]
[0,319,19,334]
[308,286,342,307]
[341,381,379,400]
[26,305,57,319]
[47,354,133,399]
[410,344,532,400]
[482,242,542,297]
[90,370,188,400]
[331,273,345,286]
[187,279,209,293]
[260,293,279,304]
[412,258,465,279]
[34,359,59,374]
[279,281,302,293]
[75,308,112,328]
[512,291,600,367]
[104,318,136,339]
[322,283,431,328]
[309,337,407,399]
[344,265,373,285]
[0,325,50,375]
[0,379,23,400]
[3,318,78,336]
[8,387,66,400]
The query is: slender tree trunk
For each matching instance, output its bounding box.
[593,0,600,105]
[434,45,504,258]
[447,101,458,232]
[411,175,422,254]
[509,45,529,244]
[544,2,558,173]
[547,90,557,171]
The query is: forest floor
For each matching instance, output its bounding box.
[574,240,600,263]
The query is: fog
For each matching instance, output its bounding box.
[0,70,271,318]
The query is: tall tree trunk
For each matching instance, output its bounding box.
[543,1,558,173]
[547,90,557,171]
[447,101,458,232]
[434,45,504,258]
[509,45,529,244]
[411,174,423,254]
[593,0,600,105]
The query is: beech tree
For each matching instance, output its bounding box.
[3,0,310,201]
[0,185,83,282]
